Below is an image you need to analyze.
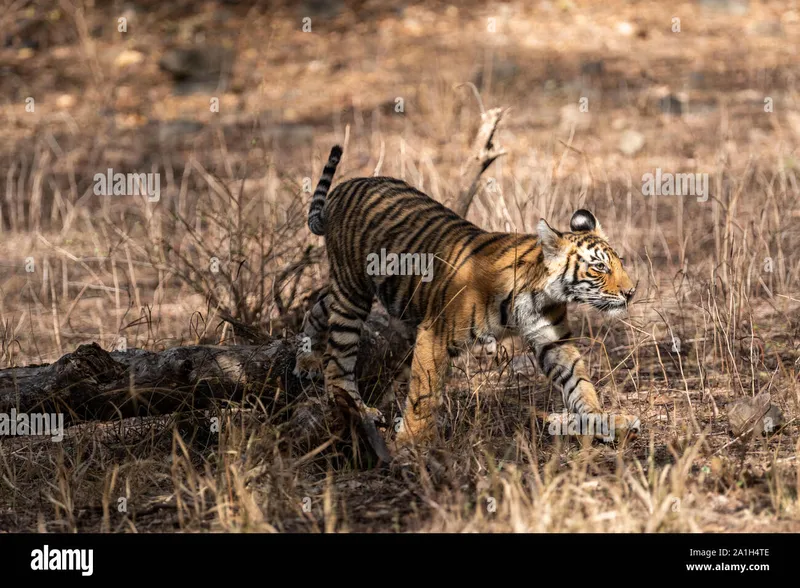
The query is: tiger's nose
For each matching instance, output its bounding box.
[622,287,636,301]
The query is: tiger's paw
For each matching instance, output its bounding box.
[392,428,419,454]
[362,405,387,429]
[292,338,323,380]
[597,414,640,444]
[546,411,639,445]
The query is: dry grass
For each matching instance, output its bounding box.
[0,0,799,532]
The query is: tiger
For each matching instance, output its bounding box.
[297,144,640,459]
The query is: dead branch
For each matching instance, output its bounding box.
[453,106,508,218]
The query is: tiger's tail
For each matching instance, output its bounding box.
[308,145,343,236]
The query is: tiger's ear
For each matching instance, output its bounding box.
[570,209,607,240]
[537,219,566,260]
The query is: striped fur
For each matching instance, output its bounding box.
[299,145,639,448]
[308,145,342,235]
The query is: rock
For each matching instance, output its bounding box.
[618,129,645,156]
[727,392,786,437]
[114,49,145,69]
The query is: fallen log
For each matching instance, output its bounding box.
[0,312,415,460]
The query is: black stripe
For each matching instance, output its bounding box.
[329,356,349,375]
[331,261,364,303]
[436,233,509,317]
[416,224,481,305]
[326,338,359,353]
[393,218,457,314]
[541,302,565,323]
[500,242,539,270]
[309,314,326,331]
[330,179,362,216]
[335,178,371,232]
[536,333,571,366]
[333,181,370,262]
[411,393,432,410]
[396,210,452,255]
[356,185,423,261]
[328,300,366,323]
[530,290,541,310]
[573,279,597,287]
[536,342,556,366]
[499,290,513,327]
[378,201,443,255]
[329,323,362,336]
[558,359,578,385]
[493,235,528,259]
[564,377,590,398]
[360,190,413,238]
[469,304,477,341]
[559,256,572,282]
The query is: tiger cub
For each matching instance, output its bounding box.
[297,145,639,451]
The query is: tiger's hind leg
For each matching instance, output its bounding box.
[323,287,391,462]
[293,287,331,380]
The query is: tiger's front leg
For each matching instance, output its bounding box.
[526,315,639,443]
[395,324,450,448]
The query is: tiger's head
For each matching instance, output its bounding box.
[537,210,635,315]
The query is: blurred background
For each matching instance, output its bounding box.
[2,0,799,358]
